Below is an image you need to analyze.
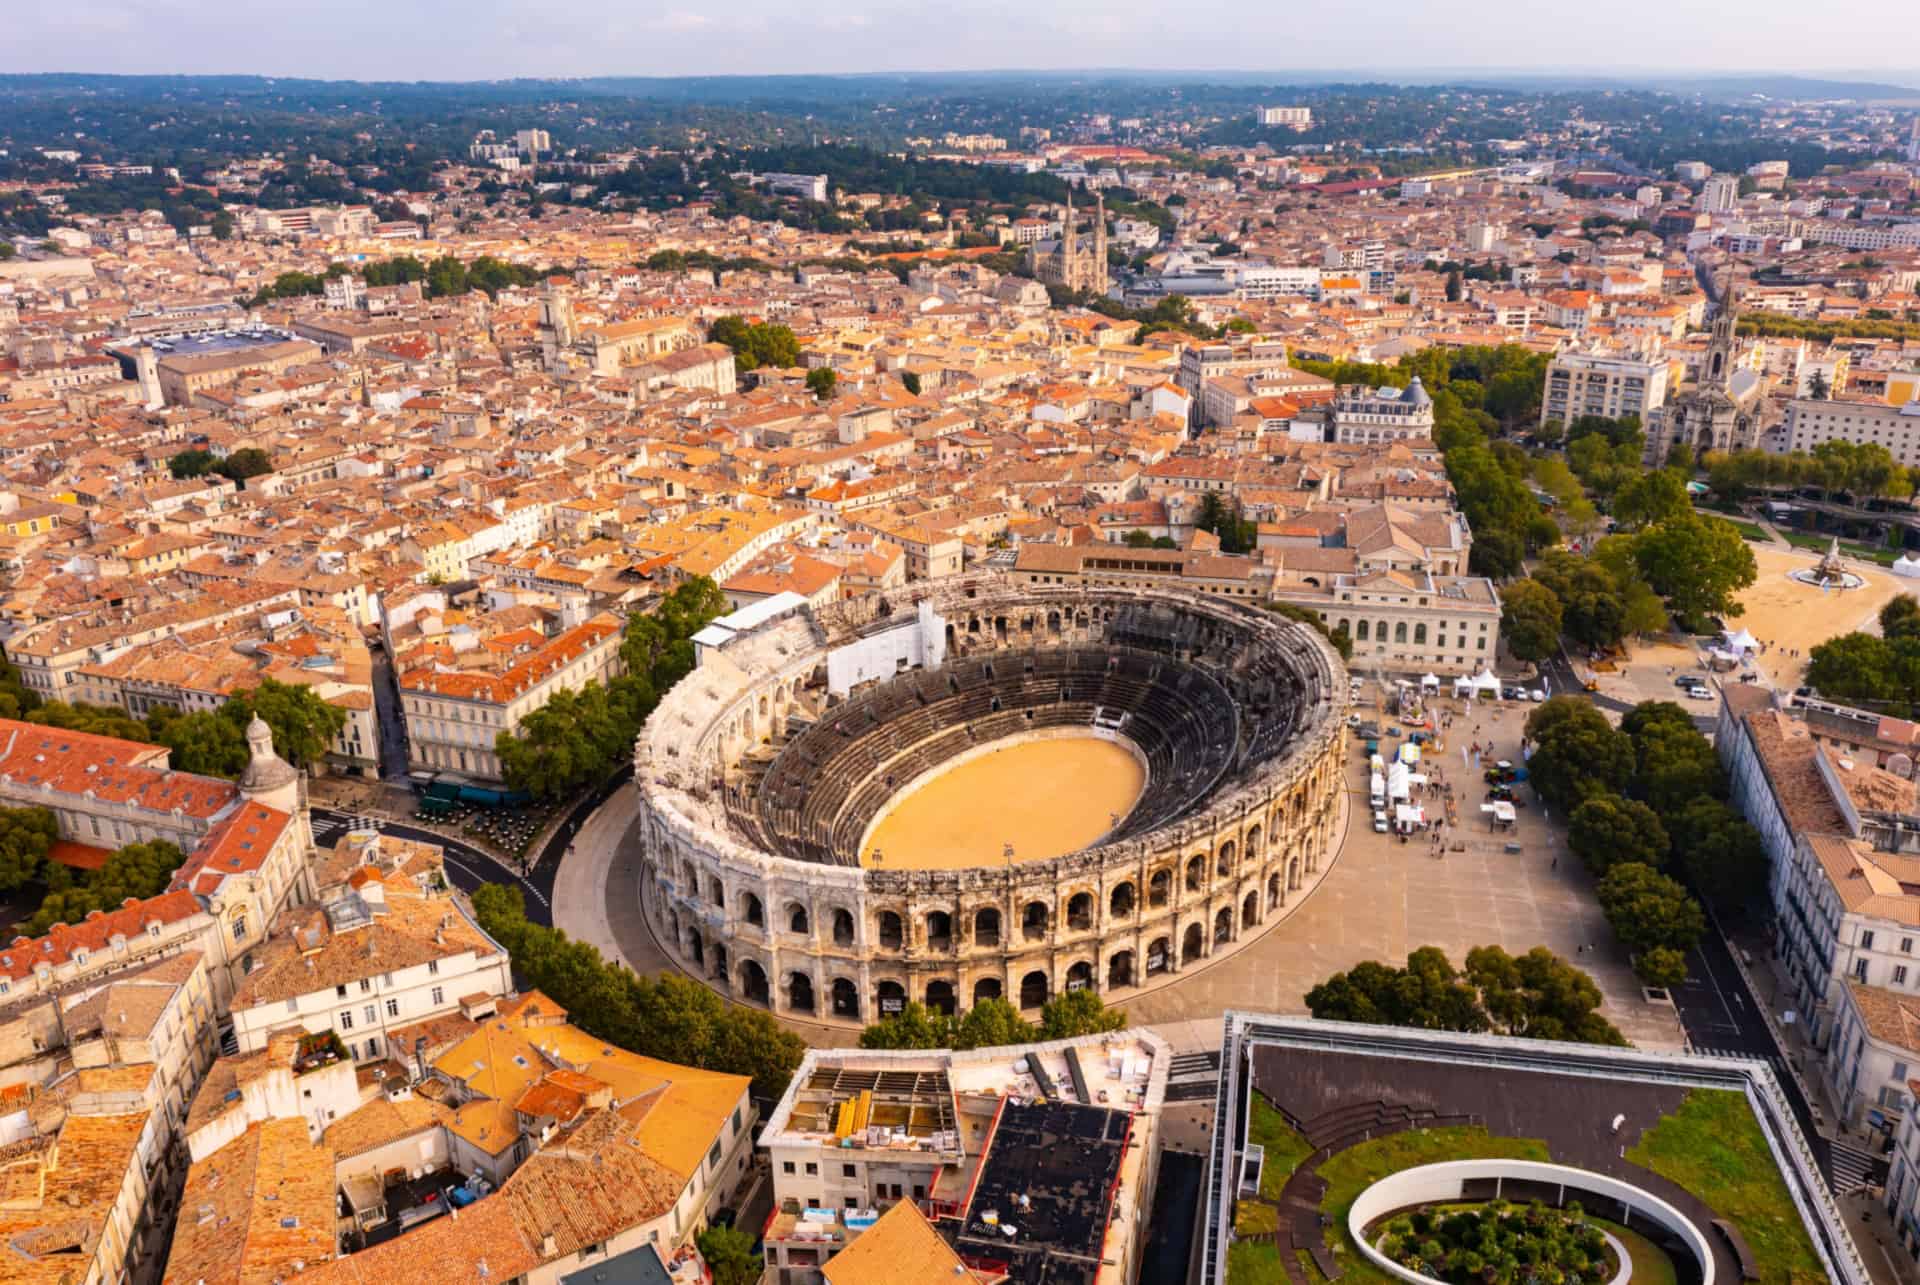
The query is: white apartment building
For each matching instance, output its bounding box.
[226,870,513,1065]
[1718,688,1920,1146]
[1257,106,1312,129]
[1782,396,1920,468]
[758,1034,1168,1285]
[1698,174,1740,213]
[398,610,624,782]
[1804,221,1920,253]
[1331,378,1435,444]
[765,172,830,201]
[1542,351,1671,427]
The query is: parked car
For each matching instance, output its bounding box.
[1372,810,1390,833]
[1529,689,1546,701]
[1503,686,1526,700]
[1673,675,1700,688]
[1686,685,1715,701]
[1347,714,1363,729]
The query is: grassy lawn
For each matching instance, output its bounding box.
[1226,1238,1288,1285]
[1780,529,1901,566]
[1235,1200,1279,1236]
[1719,517,1771,542]
[1248,1093,1313,1200]
[1313,1128,1553,1283]
[1625,1089,1825,1284]
[1590,1216,1681,1285]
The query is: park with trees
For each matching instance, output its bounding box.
[471,883,806,1102]
[1526,697,1764,987]
[496,577,727,800]
[1303,944,1627,1046]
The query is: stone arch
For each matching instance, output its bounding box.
[1146,937,1171,976]
[1106,950,1134,989]
[1182,923,1205,964]
[1288,856,1302,891]
[875,979,906,1016]
[1185,855,1207,891]
[1065,891,1094,930]
[973,976,1003,1006]
[1267,871,1282,911]
[1019,970,1050,1009]
[786,902,809,935]
[1021,900,1049,941]
[1244,825,1262,862]
[686,929,705,966]
[1242,890,1260,932]
[877,909,904,949]
[831,906,855,948]
[738,892,764,929]
[708,876,725,906]
[740,959,770,1006]
[925,979,957,1015]
[973,906,1002,946]
[1213,906,1234,945]
[711,942,729,983]
[1216,840,1235,877]
[831,977,860,1019]
[1065,960,1095,992]
[926,910,953,949]
[1109,881,1136,918]
[1148,868,1172,908]
[787,971,815,1013]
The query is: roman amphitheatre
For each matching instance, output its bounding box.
[628,575,1346,1026]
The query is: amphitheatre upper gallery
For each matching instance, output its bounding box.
[632,574,1348,1025]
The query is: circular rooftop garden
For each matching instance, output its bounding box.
[1372,1201,1617,1285]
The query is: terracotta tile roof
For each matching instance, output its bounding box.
[171,803,294,898]
[1846,980,1920,1052]
[0,717,236,819]
[1,890,204,981]
[163,1117,338,1285]
[823,1200,979,1284]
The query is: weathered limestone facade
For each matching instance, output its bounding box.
[633,576,1346,1026]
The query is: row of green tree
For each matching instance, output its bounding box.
[495,578,727,800]
[1738,314,1920,344]
[1528,698,1765,985]
[470,883,805,1101]
[1804,594,1920,714]
[1304,944,1626,1045]
[1703,442,1917,506]
[856,989,1127,1051]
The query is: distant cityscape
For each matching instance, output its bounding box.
[2,64,1920,1285]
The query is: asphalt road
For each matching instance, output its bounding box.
[311,806,558,926]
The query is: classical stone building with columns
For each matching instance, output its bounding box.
[632,575,1346,1027]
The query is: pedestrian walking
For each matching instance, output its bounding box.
[1551,855,1558,870]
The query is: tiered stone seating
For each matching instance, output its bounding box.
[741,639,1283,866]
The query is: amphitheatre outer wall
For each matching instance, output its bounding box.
[630,575,1347,1027]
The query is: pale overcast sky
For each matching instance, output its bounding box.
[4,0,1919,84]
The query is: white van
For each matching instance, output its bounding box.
[1369,772,1386,809]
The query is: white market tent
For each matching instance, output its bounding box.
[1472,670,1502,694]
[1724,628,1760,653]
[1895,553,1920,580]
[1420,673,1441,689]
